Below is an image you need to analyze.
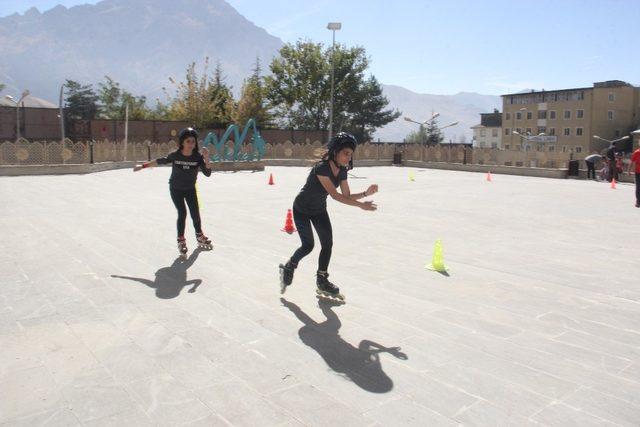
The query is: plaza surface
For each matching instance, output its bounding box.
[0,165,639,426]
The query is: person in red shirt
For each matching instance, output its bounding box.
[627,141,640,208]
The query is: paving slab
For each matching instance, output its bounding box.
[1,166,639,426]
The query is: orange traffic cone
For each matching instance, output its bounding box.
[268,173,275,185]
[281,209,296,234]
[486,171,492,182]
[611,178,617,189]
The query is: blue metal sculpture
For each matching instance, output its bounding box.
[202,119,266,162]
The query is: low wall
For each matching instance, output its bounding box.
[0,161,265,176]
[404,160,569,179]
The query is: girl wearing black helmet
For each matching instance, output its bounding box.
[279,132,378,301]
[133,127,213,257]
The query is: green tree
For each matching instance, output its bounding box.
[163,59,236,128]
[344,75,400,142]
[0,83,5,93]
[265,40,399,141]
[208,62,236,128]
[98,76,151,120]
[405,124,428,144]
[64,80,99,120]
[425,118,444,145]
[234,57,273,127]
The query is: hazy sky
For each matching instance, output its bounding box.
[1,0,638,95]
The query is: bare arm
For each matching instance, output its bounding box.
[341,181,379,200]
[133,160,158,172]
[318,176,376,210]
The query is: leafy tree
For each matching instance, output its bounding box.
[163,59,236,128]
[64,80,99,120]
[98,76,151,120]
[234,57,273,127]
[265,40,399,141]
[405,124,428,144]
[425,118,444,145]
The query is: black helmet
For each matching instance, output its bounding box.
[327,132,357,170]
[179,127,198,143]
[327,132,357,155]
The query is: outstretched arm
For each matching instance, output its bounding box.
[318,176,377,211]
[133,160,158,172]
[199,148,212,177]
[340,180,379,201]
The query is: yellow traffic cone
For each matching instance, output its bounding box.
[425,239,448,272]
[409,170,415,182]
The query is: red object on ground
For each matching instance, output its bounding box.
[611,178,617,189]
[486,171,492,182]
[268,173,275,185]
[281,209,297,234]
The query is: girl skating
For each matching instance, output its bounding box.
[279,132,378,302]
[133,127,213,257]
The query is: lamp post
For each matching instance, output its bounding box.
[123,102,129,161]
[4,90,30,141]
[404,114,457,145]
[593,135,630,145]
[58,84,65,144]
[327,22,341,143]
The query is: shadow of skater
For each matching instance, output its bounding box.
[111,247,204,299]
[281,298,407,393]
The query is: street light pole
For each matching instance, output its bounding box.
[327,22,341,143]
[124,102,129,161]
[59,84,65,144]
[5,90,30,141]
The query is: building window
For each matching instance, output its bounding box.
[505,112,511,120]
[577,91,584,100]
[538,111,547,119]
[526,111,533,120]
[576,109,584,119]
[564,110,571,119]
[549,127,556,136]
[575,146,583,153]
[516,112,522,120]
[491,143,498,149]
[564,128,571,136]
[614,130,620,137]
[608,92,615,102]
[505,144,510,150]
[526,128,532,134]
[576,127,583,136]
[480,129,486,137]
[549,110,556,119]
[608,110,614,120]
[538,126,546,135]
[492,129,498,137]
[516,128,522,134]
[562,146,568,153]
[505,128,510,135]
[548,145,555,152]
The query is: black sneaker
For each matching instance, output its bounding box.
[279,262,295,294]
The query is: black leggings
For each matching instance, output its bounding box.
[636,173,640,204]
[289,207,333,272]
[170,188,202,237]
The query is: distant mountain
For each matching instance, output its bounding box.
[374,85,502,143]
[0,0,283,102]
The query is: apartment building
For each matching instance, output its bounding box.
[471,109,502,149]
[501,80,640,157]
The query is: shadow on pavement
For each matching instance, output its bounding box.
[281,297,407,393]
[111,247,204,299]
